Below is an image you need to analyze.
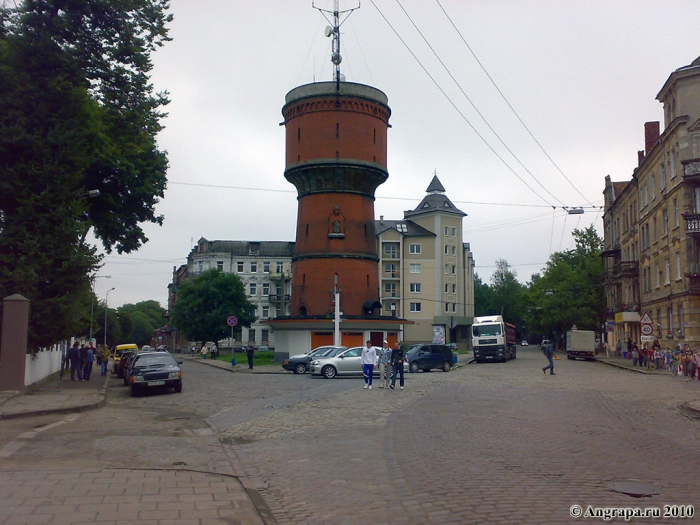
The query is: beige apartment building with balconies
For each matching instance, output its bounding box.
[603,55,700,349]
[376,176,475,346]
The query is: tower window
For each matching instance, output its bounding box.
[306,224,309,238]
[374,128,376,144]
[336,151,339,159]
[367,274,369,286]
[303,274,306,285]
[336,123,339,139]
[298,127,301,142]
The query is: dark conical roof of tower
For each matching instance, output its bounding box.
[404,176,466,219]
[426,175,445,193]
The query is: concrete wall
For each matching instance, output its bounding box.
[25,343,66,387]
[273,330,312,362]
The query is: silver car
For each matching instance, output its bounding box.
[310,346,376,379]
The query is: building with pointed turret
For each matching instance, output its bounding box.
[377,176,475,346]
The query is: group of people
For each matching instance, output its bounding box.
[360,340,405,390]
[66,341,111,381]
[623,338,700,381]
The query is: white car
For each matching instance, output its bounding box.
[521,341,528,346]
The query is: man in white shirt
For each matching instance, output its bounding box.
[361,340,377,390]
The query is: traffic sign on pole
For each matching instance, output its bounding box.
[227,316,238,327]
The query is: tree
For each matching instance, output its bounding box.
[129,311,154,347]
[474,261,527,336]
[116,300,166,345]
[0,1,172,349]
[171,270,257,346]
[473,273,493,317]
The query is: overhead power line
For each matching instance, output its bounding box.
[393,0,565,207]
[367,0,555,207]
[435,0,594,207]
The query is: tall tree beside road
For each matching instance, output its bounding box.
[0,1,172,349]
[171,270,257,346]
[525,226,605,340]
[474,261,527,334]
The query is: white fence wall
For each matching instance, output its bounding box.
[24,342,67,387]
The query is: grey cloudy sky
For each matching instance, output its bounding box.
[96,0,700,308]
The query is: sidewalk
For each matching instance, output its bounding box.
[181,354,288,374]
[0,367,108,420]
[596,354,680,375]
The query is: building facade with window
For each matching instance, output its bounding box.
[603,55,700,348]
[167,238,294,349]
[376,176,475,346]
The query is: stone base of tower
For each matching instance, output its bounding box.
[265,316,410,361]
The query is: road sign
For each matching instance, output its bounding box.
[227,316,238,327]
[640,312,653,325]
[641,335,654,342]
[640,324,653,336]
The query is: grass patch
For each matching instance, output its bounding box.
[213,350,276,367]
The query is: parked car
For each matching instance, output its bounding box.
[405,344,453,373]
[521,341,529,346]
[283,345,347,374]
[112,343,138,374]
[128,352,183,397]
[116,350,136,379]
[122,351,145,385]
[309,346,370,379]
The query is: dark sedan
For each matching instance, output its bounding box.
[128,352,183,397]
[282,345,347,374]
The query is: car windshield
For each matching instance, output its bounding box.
[473,324,502,337]
[134,354,177,367]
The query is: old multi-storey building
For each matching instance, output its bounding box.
[166,238,294,350]
[603,55,700,349]
[376,176,475,346]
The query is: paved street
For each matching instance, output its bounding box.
[1,346,700,524]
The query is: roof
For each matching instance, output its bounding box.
[192,239,295,258]
[403,176,466,219]
[612,181,629,199]
[375,219,436,237]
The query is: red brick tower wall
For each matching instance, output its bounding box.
[282,82,391,317]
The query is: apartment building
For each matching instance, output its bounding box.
[603,55,700,348]
[167,238,294,349]
[376,176,475,346]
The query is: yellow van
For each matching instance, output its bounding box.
[113,343,138,374]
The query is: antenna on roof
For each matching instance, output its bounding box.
[313,0,360,92]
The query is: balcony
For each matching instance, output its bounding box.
[268,272,291,281]
[688,276,700,294]
[268,294,291,304]
[615,261,639,278]
[682,158,700,181]
[683,213,700,236]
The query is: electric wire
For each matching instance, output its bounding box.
[548,208,556,256]
[367,0,554,207]
[558,212,568,252]
[435,0,594,207]
[394,0,565,207]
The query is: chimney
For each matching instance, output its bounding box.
[379,215,384,225]
[638,150,645,166]
[644,121,660,156]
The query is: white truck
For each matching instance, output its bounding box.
[566,330,596,361]
[471,315,517,363]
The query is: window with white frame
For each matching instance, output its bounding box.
[263,261,270,273]
[445,264,450,274]
[444,226,449,236]
[651,175,656,200]
[692,134,700,158]
[452,265,456,274]
[660,163,666,190]
[676,252,681,280]
[655,262,660,288]
[217,261,224,271]
[679,303,685,335]
[410,283,421,293]
[668,306,673,334]
[409,244,421,254]
[452,303,456,312]
[276,261,284,272]
[670,150,677,178]
[445,302,449,312]
[262,283,270,296]
[237,261,244,272]
[444,245,449,255]
[249,283,257,295]
[663,209,668,236]
[665,257,670,285]
[452,227,457,237]
[674,199,679,228]
[198,261,203,273]
[409,302,422,312]
[452,284,456,294]
[250,262,257,273]
[384,282,397,297]
[383,243,399,258]
[384,263,397,275]
[262,306,269,318]
[409,263,421,273]
[452,245,456,255]
[444,284,449,293]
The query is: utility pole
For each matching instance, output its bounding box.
[104,287,115,349]
[89,275,111,344]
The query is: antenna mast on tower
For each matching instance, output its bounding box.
[313,0,360,91]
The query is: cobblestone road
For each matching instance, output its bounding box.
[1,348,700,524]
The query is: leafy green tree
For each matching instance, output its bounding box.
[0,1,172,349]
[525,226,605,342]
[171,270,256,345]
[474,261,527,336]
[473,273,493,317]
[129,311,154,347]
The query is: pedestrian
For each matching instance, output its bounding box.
[201,345,207,359]
[68,341,82,381]
[631,346,638,366]
[638,344,645,367]
[670,351,679,376]
[361,340,376,389]
[377,340,392,388]
[664,349,672,371]
[681,350,691,381]
[616,340,622,358]
[691,350,699,381]
[100,345,111,376]
[389,341,405,390]
[79,344,88,381]
[542,341,555,375]
[84,345,94,380]
[95,345,102,368]
[246,344,255,369]
[604,341,610,358]
[210,345,216,360]
[627,337,633,357]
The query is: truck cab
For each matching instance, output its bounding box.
[471,315,517,363]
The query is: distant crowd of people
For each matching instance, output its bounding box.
[65,341,111,381]
[616,338,700,381]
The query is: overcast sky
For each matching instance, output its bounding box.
[95,0,700,309]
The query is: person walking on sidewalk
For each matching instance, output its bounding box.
[377,340,392,388]
[390,341,405,390]
[361,340,376,389]
[542,341,555,375]
[84,346,94,380]
[68,341,82,381]
[100,345,111,376]
[246,344,255,369]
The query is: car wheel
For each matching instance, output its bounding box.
[442,361,451,372]
[174,380,182,393]
[322,365,337,379]
[409,362,419,374]
[512,349,517,360]
[294,363,307,375]
[129,385,139,397]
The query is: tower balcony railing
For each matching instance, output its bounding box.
[268,272,291,281]
[682,213,700,236]
[614,261,639,277]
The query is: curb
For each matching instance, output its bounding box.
[0,372,110,420]
[597,359,652,375]
[186,357,289,375]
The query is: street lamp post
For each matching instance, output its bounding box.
[105,287,115,349]
[89,275,111,344]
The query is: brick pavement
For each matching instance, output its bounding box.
[0,468,264,525]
